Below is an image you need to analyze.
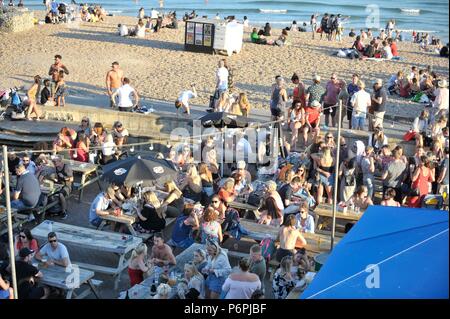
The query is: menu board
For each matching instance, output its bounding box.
[203,24,212,46]
[186,22,195,44]
[195,23,203,45]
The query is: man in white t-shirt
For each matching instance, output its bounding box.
[175,84,197,115]
[111,77,139,112]
[151,8,159,19]
[351,80,371,130]
[35,232,71,267]
[216,60,229,94]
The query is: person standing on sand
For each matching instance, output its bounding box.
[48,54,69,96]
[216,59,229,96]
[106,61,124,108]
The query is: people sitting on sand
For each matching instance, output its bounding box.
[274,29,290,47]
[263,22,271,36]
[118,24,129,37]
[348,28,356,38]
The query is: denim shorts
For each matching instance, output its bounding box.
[206,273,226,294]
[318,173,335,187]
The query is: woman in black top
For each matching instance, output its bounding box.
[135,191,166,233]
[264,22,272,36]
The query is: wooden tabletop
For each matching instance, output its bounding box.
[239,220,339,254]
[62,159,98,174]
[37,263,94,290]
[228,201,259,211]
[40,184,63,195]
[101,211,137,225]
[31,221,142,254]
[313,204,362,221]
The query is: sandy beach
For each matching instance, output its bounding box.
[0,12,448,119]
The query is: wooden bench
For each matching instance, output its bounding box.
[227,251,249,260]
[72,279,103,299]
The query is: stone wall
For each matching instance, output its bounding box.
[0,8,34,33]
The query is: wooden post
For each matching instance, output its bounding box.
[2,145,18,299]
[331,101,343,251]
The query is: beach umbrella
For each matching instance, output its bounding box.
[199,112,251,129]
[101,155,178,186]
[301,206,449,299]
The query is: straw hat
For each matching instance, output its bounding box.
[438,79,448,88]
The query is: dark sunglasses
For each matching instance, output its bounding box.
[19,235,26,239]
[326,136,333,139]
[49,239,57,243]
[81,120,88,122]
[23,160,30,162]
[341,144,347,147]
[212,200,220,203]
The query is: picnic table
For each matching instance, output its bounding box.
[118,283,152,299]
[40,183,63,196]
[0,206,23,235]
[313,204,362,221]
[62,159,101,202]
[31,220,142,290]
[239,220,339,255]
[36,263,100,299]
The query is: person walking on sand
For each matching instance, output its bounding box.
[48,54,69,96]
[106,61,124,109]
[175,84,197,115]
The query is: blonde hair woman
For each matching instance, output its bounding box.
[238,92,251,117]
[272,256,296,299]
[258,180,284,226]
[218,177,236,203]
[203,240,232,299]
[199,162,214,197]
[161,180,184,218]
[229,102,243,116]
[128,243,150,287]
[153,283,171,299]
[135,191,167,233]
[180,164,203,203]
[311,146,335,204]
[177,262,205,299]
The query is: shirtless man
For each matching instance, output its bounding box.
[106,61,124,108]
[149,233,176,267]
[48,55,69,96]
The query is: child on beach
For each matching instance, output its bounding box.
[54,70,68,107]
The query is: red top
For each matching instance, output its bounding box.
[73,141,89,162]
[218,188,235,203]
[390,42,399,56]
[304,106,320,125]
[16,239,39,253]
[128,267,144,287]
[408,167,433,208]
[293,84,306,107]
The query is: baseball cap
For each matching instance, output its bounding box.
[114,121,123,128]
[19,247,34,258]
[237,160,246,169]
[310,100,321,107]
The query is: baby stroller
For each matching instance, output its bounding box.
[0,87,25,120]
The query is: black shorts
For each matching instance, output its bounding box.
[270,106,282,117]
[119,107,133,112]
[58,186,72,198]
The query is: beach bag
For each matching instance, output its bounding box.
[411,92,424,103]
[403,131,416,142]
[260,237,276,262]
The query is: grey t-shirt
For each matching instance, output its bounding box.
[40,242,71,265]
[16,171,41,207]
[384,160,407,188]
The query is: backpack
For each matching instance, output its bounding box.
[260,237,276,261]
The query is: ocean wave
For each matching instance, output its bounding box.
[400,8,421,15]
[259,9,288,14]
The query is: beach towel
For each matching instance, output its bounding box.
[411,92,424,103]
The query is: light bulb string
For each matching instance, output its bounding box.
[4,104,412,155]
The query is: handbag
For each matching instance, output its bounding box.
[403,131,416,141]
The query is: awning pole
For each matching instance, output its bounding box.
[331,101,343,251]
[3,145,18,299]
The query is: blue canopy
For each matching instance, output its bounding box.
[301,206,449,299]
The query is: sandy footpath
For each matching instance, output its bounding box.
[0,12,448,119]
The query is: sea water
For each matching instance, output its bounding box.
[17,0,450,41]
